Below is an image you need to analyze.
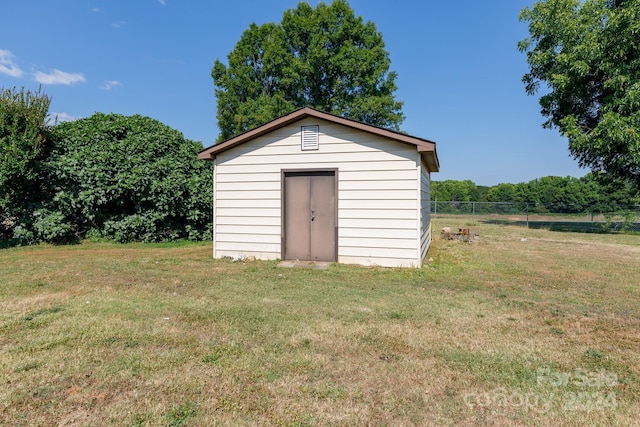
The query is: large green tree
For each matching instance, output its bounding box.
[212,0,404,140]
[0,86,51,240]
[519,0,640,191]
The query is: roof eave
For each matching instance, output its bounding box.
[418,146,440,172]
[199,107,440,170]
[198,107,315,160]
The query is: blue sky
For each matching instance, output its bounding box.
[1,0,586,186]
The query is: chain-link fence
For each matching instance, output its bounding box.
[432,201,640,233]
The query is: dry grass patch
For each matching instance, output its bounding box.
[1,226,639,426]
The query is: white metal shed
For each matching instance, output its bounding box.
[198,107,439,268]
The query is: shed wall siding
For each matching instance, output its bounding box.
[213,118,420,267]
[419,160,432,263]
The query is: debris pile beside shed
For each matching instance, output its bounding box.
[441,227,479,242]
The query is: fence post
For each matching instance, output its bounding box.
[526,203,529,228]
[472,201,475,223]
[433,182,437,215]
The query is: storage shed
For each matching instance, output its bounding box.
[198,107,439,268]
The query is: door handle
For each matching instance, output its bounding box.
[311,209,315,221]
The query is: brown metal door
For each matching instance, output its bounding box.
[284,171,336,261]
[284,173,312,261]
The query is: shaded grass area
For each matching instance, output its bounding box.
[483,219,601,233]
[435,212,640,234]
[1,225,639,425]
[481,218,640,234]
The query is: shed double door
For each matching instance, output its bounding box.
[283,171,336,262]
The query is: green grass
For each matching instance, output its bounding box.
[1,221,639,426]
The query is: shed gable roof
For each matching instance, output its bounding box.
[199,107,439,172]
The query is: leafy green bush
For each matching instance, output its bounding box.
[44,113,212,243]
[0,87,51,241]
[32,209,75,244]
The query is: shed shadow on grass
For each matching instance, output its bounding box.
[0,236,80,250]
[480,219,636,234]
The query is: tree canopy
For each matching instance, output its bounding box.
[518,0,640,191]
[212,0,404,140]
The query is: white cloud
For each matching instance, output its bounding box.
[33,69,86,85]
[101,80,122,91]
[158,0,166,5]
[112,20,127,28]
[48,112,79,123]
[91,7,101,13]
[0,49,23,78]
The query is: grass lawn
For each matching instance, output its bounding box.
[1,220,639,426]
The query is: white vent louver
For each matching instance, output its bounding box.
[301,125,319,151]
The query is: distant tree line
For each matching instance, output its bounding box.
[431,175,639,214]
[1,87,212,246]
